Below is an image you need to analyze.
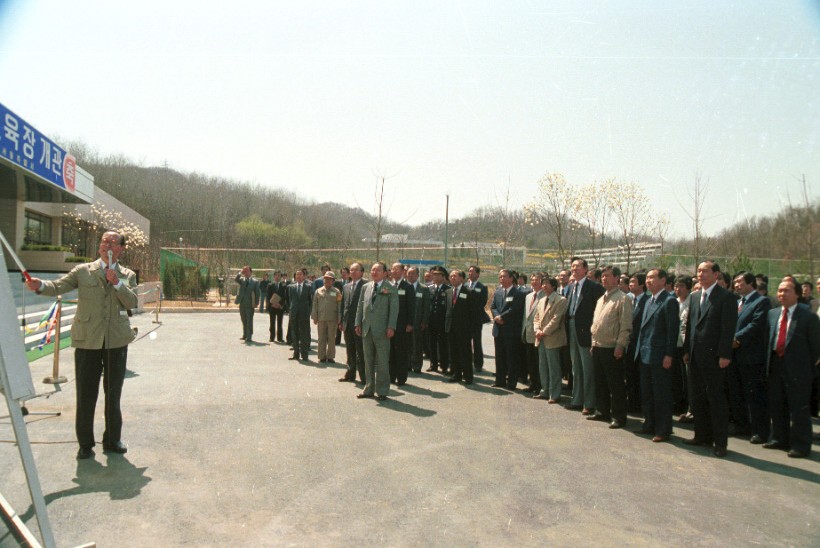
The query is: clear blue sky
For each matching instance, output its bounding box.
[1,1,817,237]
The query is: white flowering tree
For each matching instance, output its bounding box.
[524,172,579,269]
[610,181,653,273]
[63,202,149,272]
[574,179,616,268]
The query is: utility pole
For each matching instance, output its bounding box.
[444,194,450,267]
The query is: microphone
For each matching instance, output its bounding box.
[107,250,114,283]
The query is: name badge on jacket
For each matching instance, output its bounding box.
[459,293,468,300]
[398,289,406,295]
[505,296,514,302]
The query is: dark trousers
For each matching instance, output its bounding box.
[290,314,311,357]
[728,361,769,439]
[670,347,688,414]
[239,303,254,339]
[689,357,729,448]
[428,322,449,371]
[523,342,541,391]
[560,344,572,390]
[343,324,365,382]
[768,354,812,454]
[593,347,627,423]
[389,330,412,383]
[74,346,127,449]
[625,351,642,412]
[410,326,425,372]
[638,358,673,436]
[268,309,284,341]
[494,336,520,389]
[470,324,485,369]
[447,329,473,382]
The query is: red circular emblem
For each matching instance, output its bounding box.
[63,154,76,192]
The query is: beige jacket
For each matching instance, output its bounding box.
[533,291,568,349]
[311,285,342,323]
[38,259,138,349]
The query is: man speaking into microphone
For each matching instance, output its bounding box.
[25,230,138,459]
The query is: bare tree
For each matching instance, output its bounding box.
[372,175,387,262]
[655,213,672,256]
[677,173,713,267]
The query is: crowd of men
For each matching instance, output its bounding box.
[234,260,820,459]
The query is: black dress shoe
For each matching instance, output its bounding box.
[76,447,94,460]
[682,437,712,446]
[564,404,583,411]
[338,377,354,382]
[491,383,505,388]
[762,441,789,450]
[463,380,472,385]
[749,434,765,444]
[103,441,128,454]
[356,393,374,399]
[301,355,308,360]
[426,366,439,372]
[396,380,406,386]
[609,420,624,429]
[376,395,388,401]
[713,447,727,458]
[288,355,299,360]
[327,359,335,364]
[787,449,808,458]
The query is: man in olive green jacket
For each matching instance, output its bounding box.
[26,231,138,459]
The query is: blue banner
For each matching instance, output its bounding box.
[0,102,77,194]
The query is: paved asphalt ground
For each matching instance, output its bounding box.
[1,311,818,547]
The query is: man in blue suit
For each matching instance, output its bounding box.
[491,269,525,389]
[682,261,738,458]
[729,271,771,444]
[635,269,680,442]
[763,279,820,458]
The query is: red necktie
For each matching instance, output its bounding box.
[775,307,788,358]
[452,289,458,305]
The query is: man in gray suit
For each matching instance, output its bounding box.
[235,265,260,342]
[355,262,399,401]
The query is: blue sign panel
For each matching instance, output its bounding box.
[0,102,77,194]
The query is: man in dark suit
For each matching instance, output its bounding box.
[407,267,431,373]
[634,269,679,442]
[682,261,738,458]
[388,262,415,386]
[625,273,648,413]
[729,271,771,444]
[491,268,526,390]
[426,265,450,374]
[467,265,490,371]
[445,269,477,385]
[335,267,349,345]
[266,270,287,342]
[285,267,313,361]
[235,265,260,343]
[340,262,366,383]
[565,257,605,413]
[312,263,332,291]
[763,279,820,458]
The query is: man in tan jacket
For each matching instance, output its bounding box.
[312,271,342,363]
[25,230,138,459]
[533,277,568,402]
